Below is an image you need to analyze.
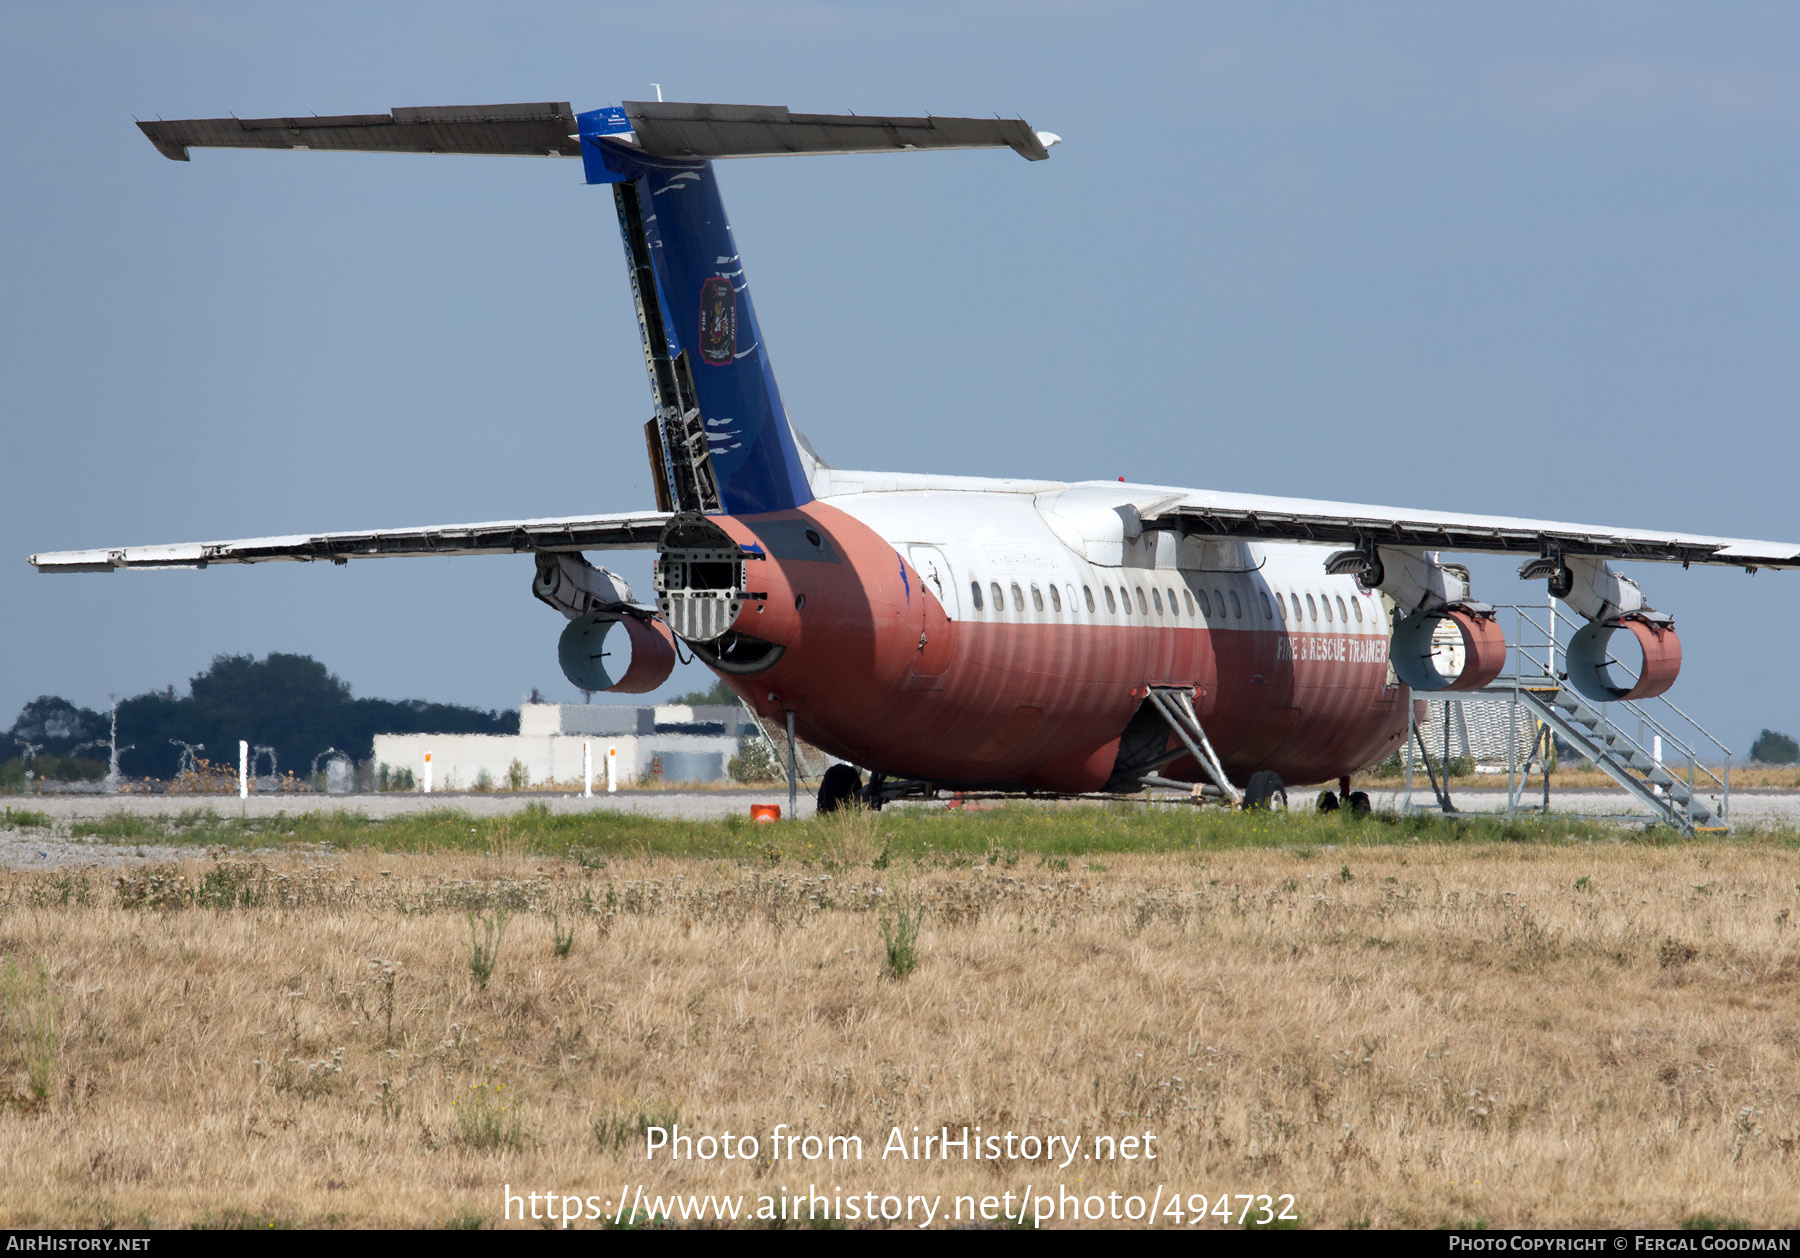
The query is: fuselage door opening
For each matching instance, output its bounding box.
[906,544,959,618]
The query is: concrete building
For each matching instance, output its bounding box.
[373,703,753,790]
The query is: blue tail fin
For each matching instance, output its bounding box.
[580,112,812,516]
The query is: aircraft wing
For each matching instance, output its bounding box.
[1135,488,1800,569]
[29,511,669,573]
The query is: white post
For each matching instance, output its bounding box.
[606,746,616,793]
[238,740,248,799]
[423,751,433,794]
[1652,734,1663,767]
[583,741,592,798]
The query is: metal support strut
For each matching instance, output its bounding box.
[785,710,798,820]
[1144,688,1242,806]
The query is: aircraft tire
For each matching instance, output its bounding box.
[1243,770,1288,811]
[817,764,863,814]
[1347,790,1372,815]
[1316,790,1340,813]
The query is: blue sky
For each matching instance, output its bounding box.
[3,2,1797,754]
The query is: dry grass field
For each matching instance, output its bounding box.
[0,808,1796,1229]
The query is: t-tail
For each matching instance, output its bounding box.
[136,98,1059,516]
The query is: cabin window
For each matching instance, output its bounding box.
[1184,589,1196,617]
[1229,589,1242,619]
[1084,585,1096,612]
[1050,585,1062,612]
[1011,582,1025,612]
[1213,588,1226,617]
[1352,597,1364,623]
[1166,587,1179,616]
[1306,593,1318,622]
[1120,586,1133,615]
[1104,586,1117,613]
[1135,587,1149,615]
[1151,588,1163,614]
[1323,595,1334,623]
[1198,588,1212,617]
[1336,595,1348,622]
[991,582,1004,612]
[970,581,983,611]
[1290,592,1302,621]
[1031,584,1045,612]
[1275,592,1287,621]
[1260,591,1274,620]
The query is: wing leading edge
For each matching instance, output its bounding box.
[28,511,669,573]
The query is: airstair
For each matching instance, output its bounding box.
[1402,604,1732,835]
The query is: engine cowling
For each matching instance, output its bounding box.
[1565,616,1681,702]
[1516,556,1682,701]
[1390,605,1508,692]
[557,612,677,694]
[533,552,677,693]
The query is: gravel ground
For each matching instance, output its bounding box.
[0,788,817,869]
[5,786,1795,870]
[1359,786,1798,826]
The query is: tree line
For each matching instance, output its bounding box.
[5,654,517,782]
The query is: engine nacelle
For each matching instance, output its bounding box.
[1390,605,1508,693]
[1516,555,1681,701]
[1370,547,1472,611]
[1518,554,1647,623]
[533,553,635,620]
[557,611,676,694]
[1565,616,1681,703]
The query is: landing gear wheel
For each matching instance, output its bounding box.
[1243,770,1288,811]
[817,764,863,814]
[1347,790,1372,815]
[1316,790,1340,813]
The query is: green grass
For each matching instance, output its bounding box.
[467,909,509,987]
[36,801,1793,862]
[880,894,924,978]
[2,807,53,830]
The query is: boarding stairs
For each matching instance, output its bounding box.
[1412,604,1731,835]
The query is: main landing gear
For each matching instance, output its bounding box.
[1316,775,1371,815]
[817,764,863,814]
[1242,771,1288,811]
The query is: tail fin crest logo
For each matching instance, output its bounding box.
[699,277,737,365]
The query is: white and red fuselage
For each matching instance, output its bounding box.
[661,473,1407,793]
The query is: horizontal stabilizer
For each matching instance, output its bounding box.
[30,510,668,571]
[138,100,1054,163]
[618,101,1053,161]
[138,103,581,161]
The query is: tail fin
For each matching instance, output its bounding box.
[579,103,1056,516]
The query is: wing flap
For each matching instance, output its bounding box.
[30,511,668,572]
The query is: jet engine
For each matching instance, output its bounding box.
[1519,555,1681,702]
[1389,605,1508,693]
[1327,545,1507,692]
[533,553,677,694]
[557,610,676,693]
